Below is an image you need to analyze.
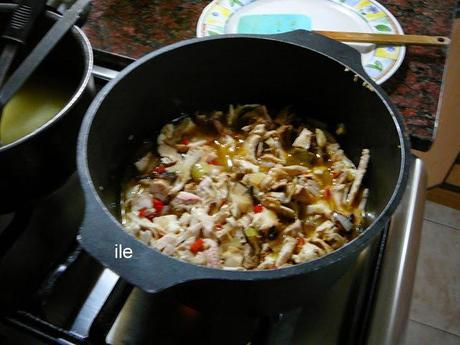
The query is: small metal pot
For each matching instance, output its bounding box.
[78,31,410,314]
[0,5,94,212]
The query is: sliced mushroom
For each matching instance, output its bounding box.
[332,212,353,231]
[262,198,296,219]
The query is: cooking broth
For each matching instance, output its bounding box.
[0,74,73,145]
[121,105,370,270]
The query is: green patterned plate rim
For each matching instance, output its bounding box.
[197,0,406,84]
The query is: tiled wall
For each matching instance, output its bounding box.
[404,201,460,344]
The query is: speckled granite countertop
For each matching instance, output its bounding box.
[82,0,457,150]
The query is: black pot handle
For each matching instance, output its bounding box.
[78,189,218,293]
[266,30,374,85]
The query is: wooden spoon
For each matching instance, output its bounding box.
[315,31,450,46]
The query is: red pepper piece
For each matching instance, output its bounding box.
[138,208,147,218]
[139,207,156,221]
[190,238,204,254]
[253,204,264,213]
[181,137,190,145]
[152,198,164,214]
[323,188,331,199]
[153,165,166,174]
[208,159,220,165]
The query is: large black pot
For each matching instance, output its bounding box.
[0,5,94,212]
[77,31,410,314]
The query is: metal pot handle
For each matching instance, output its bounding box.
[266,30,373,84]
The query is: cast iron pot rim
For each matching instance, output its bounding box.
[0,5,93,152]
[78,32,411,282]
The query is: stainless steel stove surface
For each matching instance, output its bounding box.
[0,60,426,345]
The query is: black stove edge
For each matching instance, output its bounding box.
[2,311,86,345]
[366,158,426,345]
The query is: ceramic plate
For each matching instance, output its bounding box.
[197,0,406,84]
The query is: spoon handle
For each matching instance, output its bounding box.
[0,0,47,87]
[2,0,47,45]
[0,0,92,109]
[0,44,17,87]
[315,31,451,46]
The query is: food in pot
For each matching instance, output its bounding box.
[121,105,370,270]
[0,73,72,145]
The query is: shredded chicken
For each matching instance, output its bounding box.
[292,128,313,150]
[346,149,370,205]
[122,105,370,270]
[293,242,325,263]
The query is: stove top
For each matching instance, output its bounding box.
[0,56,427,345]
